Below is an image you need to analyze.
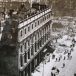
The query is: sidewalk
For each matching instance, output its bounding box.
[32,35,76,76]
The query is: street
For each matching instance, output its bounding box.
[32,34,76,76]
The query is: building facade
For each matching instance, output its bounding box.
[17,7,52,76]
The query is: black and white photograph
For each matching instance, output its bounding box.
[0,0,76,76]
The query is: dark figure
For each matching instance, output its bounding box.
[57,69,60,74]
[63,56,65,60]
[55,58,57,62]
[51,72,53,76]
[70,48,73,52]
[68,52,71,58]
[73,43,75,47]
[63,63,65,67]
[69,56,72,60]
[74,73,76,76]
[52,54,55,59]
[58,57,60,62]
[62,63,65,68]
[53,73,55,76]
[56,38,57,43]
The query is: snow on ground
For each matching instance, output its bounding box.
[32,35,76,76]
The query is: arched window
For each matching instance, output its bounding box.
[28,40,30,46]
[32,24,33,29]
[28,49,30,59]
[25,28,26,34]
[35,22,36,27]
[38,21,39,25]
[25,43,26,49]
[20,30,22,36]
[24,52,27,63]
[21,45,23,52]
[28,26,30,31]
[20,55,23,67]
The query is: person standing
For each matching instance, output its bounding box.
[63,56,66,60]
[62,63,65,68]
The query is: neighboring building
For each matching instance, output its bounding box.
[17,5,52,76]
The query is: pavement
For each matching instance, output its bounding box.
[32,34,76,76]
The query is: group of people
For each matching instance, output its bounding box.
[51,37,76,76]
[51,66,60,76]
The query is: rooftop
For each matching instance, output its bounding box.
[8,3,51,23]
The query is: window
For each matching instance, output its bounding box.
[35,35,37,40]
[31,37,34,43]
[47,15,48,19]
[25,43,26,49]
[35,22,36,27]
[38,21,39,25]
[32,24,33,29]
[40,18,42,23]
[31,45,34,55]
[35,42,37,52]
[49,24,50,28]
[45,16,46,20]
[21,30,22,36]
[28,40,30,46]
[38,32,39,38]
[43,17,44,21]
[24,52,27,63]
[49,14,50,18]
[25,29,26,34]
[28,26,30,31]
[28,50,30,59]
[21,45,22,52]
[40,30,42,36]
[20,55,23,67]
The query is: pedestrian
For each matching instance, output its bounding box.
[51,72,53,76]
[73,43,75,47]
[68,52,71,58]
[63,63,65,68]
[60,55,62,59]
[62,63,65,68]
[68,53,70,59]
[53,73,55,76]
[69,55,72,60]
[57,69,60,74]
[55,58,57,62]
[63,56,66,60]
[59,57,60,62]
[70,48,73,52]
